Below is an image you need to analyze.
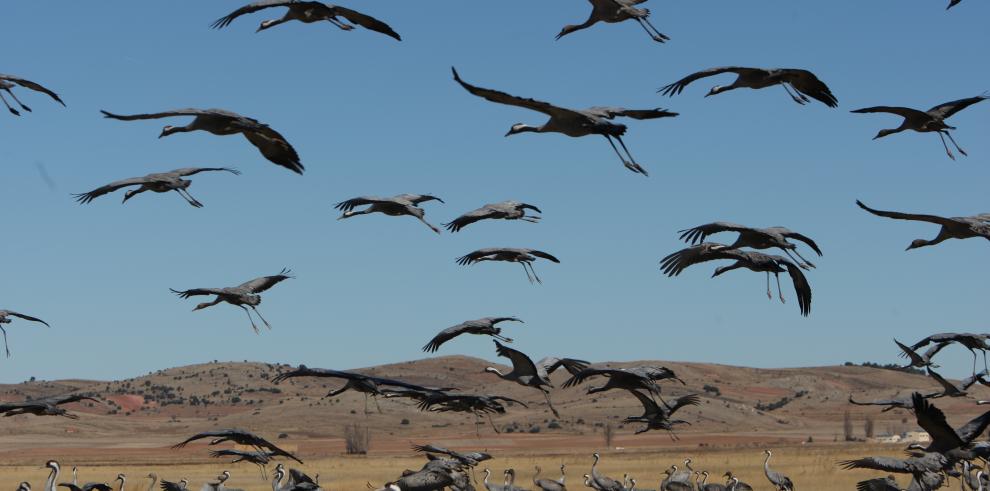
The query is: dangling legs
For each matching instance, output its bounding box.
[174,189,204,208]
[3,88,32,112]
[0,325,9,357]
[944,131,968,157]
[327,17,355,30]
[0,92,20,115]
[239,306,260,334]
[781,249,810,270]
[373,395,383,414]
[937,132,956,160]
[520,262,535,284]
[640,17,670,41]
[780,83,807,105]
[543,390,560,418]
[615,135,649,176]
[525,262,543,284]
[765,272,772,300]
[791,248,817,269]
[250,306,272,330]
[487,413,500,434]
[634,17,666,43]
[604,135,632,169]
[774,273,785,304]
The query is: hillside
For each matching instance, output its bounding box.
[1,356,986,460]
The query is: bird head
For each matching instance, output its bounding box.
[17,483,31,491]
[873,129,898,140]
[711,266,730,277]
[483,366,501,376]
[45,461,59,471]
[193,302,213,311]
[159,126,176,138]
[764,449,772,456]
[116,474,126,482]
[705,86,723,97]
[505,123,536,137]
[122,189,139,203]
[906,239,929,251]
[257,20,276,32]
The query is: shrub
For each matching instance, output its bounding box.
[344,424,371,454]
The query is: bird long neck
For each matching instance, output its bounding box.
[72,468,77,486]
[483,470,490,485]
[763,452,772,477]
[46,465,60,491]
[271,470,283,491]
[485,367,505,378]
[559,466,565,484]
[118,477,126,491]
[145,477,156,491]
[533,467,541,484]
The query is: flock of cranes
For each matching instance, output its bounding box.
[2,1,989,491]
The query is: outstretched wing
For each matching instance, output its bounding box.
[455,248,500,265]
[659,243,744,277]
[781,261,812,317]
[238,268,294,293]
[626,388,660,416]
[894,338,924,365]
[777,69,839,108]
[422,324,469,353]
[850,105,929,120]
[658,67,767,96]
[927,94,988,120]
[159,481,185,491]
[771,228,824,256]
[1,311,50,327]
[334,196,388,212]
[210,0,300,29]
[561,367,618,388]
[331,5,401,40]
[912,392,965,452]
[452,67,569,118]
[493,340,541,378]
[524,249,561,263]
[584,106,679,120]
[271,366,362,384]
[242,127,304,174]
[667,393,701,415]
[953,405,990,444]
[169,288,226,299]
[539,357,589,376]
[100,109,213,121]
[49,395,102,406]
[171,167,242,177]
[0,74,66,106]
[856,476,900,491]
[444,207,499,233]
[677,222,753,245]
[838,457,913,473]
[72,176,151,204]
[172,429,240,448]
[856,200,956,227]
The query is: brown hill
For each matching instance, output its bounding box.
[1,356,986,459]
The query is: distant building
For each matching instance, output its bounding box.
[901,431,931,444]
[869,434,901,444]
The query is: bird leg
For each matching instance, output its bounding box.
[2,88,32,112]
[943,131,968,157]
[492,333,514,343]
[780,83,807,105]
[520,262,536,284]
[542,390,561,418]
[373,394,383,414]
[239,305,261,334]
[0,325,9,357]
[633,17,667,43]
[765,272,772,300]
[605,135,647,176]
[615,135,649,176]
[249,306,272,330]
[175,189,204,208]
[640,17,670,42]
[790,248,817,269]
[774,273,785,304]
[937,132,957,160]
[416,216,441,234]
[519,217,541,223]
[0,92,20,115]
[526,262,543,284]
[327,17,355,31]
[781,249,813,270]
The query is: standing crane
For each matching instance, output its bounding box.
[211,1,400,40]
[762,450,794,491]
[100,108,304,174]
[851,93,987,160]
[452,67,677,176]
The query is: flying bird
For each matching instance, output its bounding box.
[452,67,677,176]
[906,332,990,376]
[562,366,683,400]
[660,243,812,316]
[623,390,698,437]
[659,67,838,107]
[444,201,542,233]
[211,0,401,40]
[335,194,444,234]
[170,269,294,333]
[851,93,987,160]
[0,73,65,116]
[100,108,303,174]
[0,310,50,357]
[410,444,493,467]
[485,340,588,417]
[0,394,102,419]
[456,248,560,284]
[271,365,452,414]
[172,429,303,464]
[677,222,823,269]
[73,167,240,208]
[856,200,990,251]
[556,0,670,43]
[422,317,523,352]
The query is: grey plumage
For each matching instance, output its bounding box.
[456,248,560,284]
[556,0,669,43]
[445,201,542,233]
[170,269,294,334]
[335,194,444,234]
[423,317,522,352]
[212,0,401,40]
[660,67,838,107]
[0,73,65,116]
[73,167,240,208]
[0,309,50,357]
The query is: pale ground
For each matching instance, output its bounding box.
[0,442,918,491]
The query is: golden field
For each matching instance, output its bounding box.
[0,442,926,491]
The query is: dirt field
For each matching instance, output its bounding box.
[0,440,923,491]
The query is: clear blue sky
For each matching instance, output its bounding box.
[2,1,988,383]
